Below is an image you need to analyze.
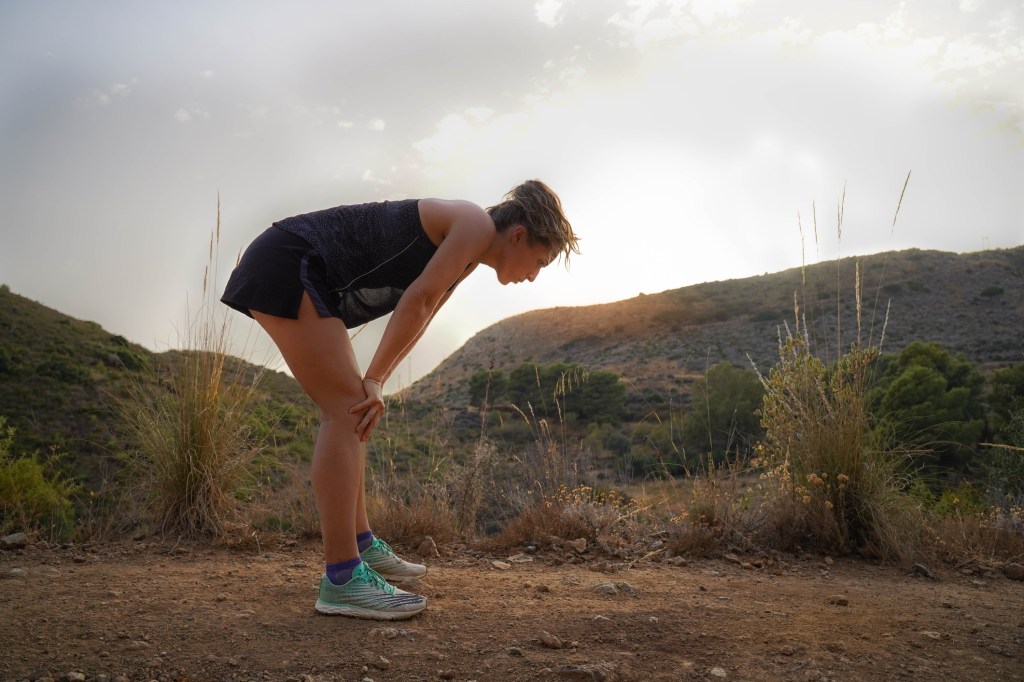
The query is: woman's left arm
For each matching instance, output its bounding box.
[350,202,491,438]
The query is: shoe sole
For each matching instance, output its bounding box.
[315,599,426,620]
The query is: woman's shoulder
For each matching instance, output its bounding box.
[418,199,493,245]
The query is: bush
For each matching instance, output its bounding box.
[0,417,78,538]
[756,331,927,563]
[115,214,266,539]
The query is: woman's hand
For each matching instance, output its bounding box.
[350,378,385,442]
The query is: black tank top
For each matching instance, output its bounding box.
[273,199,438,326]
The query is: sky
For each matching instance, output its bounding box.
[1,0,1022,390]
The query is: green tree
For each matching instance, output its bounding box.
[868,342,984,473]
[989,362,1024,437]
[468,368,507,408]
[681,362,764,459]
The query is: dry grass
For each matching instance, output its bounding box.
[115,200,265,540]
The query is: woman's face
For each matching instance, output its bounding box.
[498,227,552,285]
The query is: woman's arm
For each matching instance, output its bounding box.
[350,201,492,439]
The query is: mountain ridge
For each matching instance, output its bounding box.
[406,245,1024,405]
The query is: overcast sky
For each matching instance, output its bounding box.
[2,1,1021,389]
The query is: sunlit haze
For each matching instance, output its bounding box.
[2,1,1021,390]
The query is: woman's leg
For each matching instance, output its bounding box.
[252,292,365,565]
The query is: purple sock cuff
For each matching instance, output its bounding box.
[356,531,374,543]
[326,556,361,572]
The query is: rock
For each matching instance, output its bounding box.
[6,567,26,578]
[827,596,849,606]
[1004,563,1024,581]
[921,631,941,640]
[669,556,687,567]
[911,564,935,579]
[709,667,727,678]
[417,536,440,558]
[508,646,524,656]
[373,655,391,670]
[723,553,742,565]
[555,662,619,681]
[62,673,86,682]
[592,583,618,595]
[438,672,456,680]
[824,556,834,565]
[508,553,534,563]
[779,646,796,656]
[614,582,637,596]
[569,538,588,553]
[535,583,551,593]
[1,532,29,550]
[491,560,512,570]
[539,630,563,649]
[648,539,664,551]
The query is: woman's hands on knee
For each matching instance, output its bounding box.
[351,378,386,442]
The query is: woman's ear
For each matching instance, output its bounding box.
[511,224,526,243]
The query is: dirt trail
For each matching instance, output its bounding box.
[1,540,1022,681]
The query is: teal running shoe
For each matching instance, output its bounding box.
[315,562,426,620]
[361,537,428,582]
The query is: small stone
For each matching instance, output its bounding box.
[1004,563,1024,581]
[648,539,664,551]
[779,646,795,656]
[911,563,935,579]
[7,567,26,577]
[373,655,391,670]
[614,582,637,596]
[824,556,834,565]
[63,673,86,682]
[0,532,29,550]
[569,538,588,553]
[827,596,849,606]
[539,630,563,649]
[536,583,551,593]
[709,667,727,678]
[508,552,534,563]
[439,672,456,680]
[215,594,227,602]
[508,646,524,656]
[592,582,618,595]
[491,560,512,570]
[669,556,687,567]
[723,553,742,565]
[921,631,941,640]
[417,536,440,558]
[555,662,618,681]
[741,562,754,570]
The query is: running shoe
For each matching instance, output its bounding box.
[315,562,426,620]
[361,537,428,582]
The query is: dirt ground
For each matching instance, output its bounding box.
[1,538,1022,682]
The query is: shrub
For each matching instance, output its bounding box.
[980,285,1004,297]
[115,210,265,539]
[756,331,927,563]
[0,417,78,538]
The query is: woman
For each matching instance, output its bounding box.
[222,180,578,620]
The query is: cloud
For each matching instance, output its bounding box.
[174,106,209,124]
[74,79,136,108]
[536,0,565,27]
[367,118,386,131]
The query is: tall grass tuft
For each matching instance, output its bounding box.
[116,199,265,539]
[755,311,927,563]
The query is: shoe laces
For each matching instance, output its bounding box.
[363,565,396,594]
[371,537,396,557]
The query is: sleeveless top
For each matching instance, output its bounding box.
[273,199,439,327]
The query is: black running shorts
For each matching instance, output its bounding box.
[220,226,338,321]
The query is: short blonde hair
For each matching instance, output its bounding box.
[486,179,580,267]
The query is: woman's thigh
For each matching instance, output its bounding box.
[252,292,363,422]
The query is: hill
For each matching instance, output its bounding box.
[407,246,1024,405]
[0,285,315,484]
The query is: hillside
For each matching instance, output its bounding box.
[0,285,315,484]
[407,246,1024,405]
